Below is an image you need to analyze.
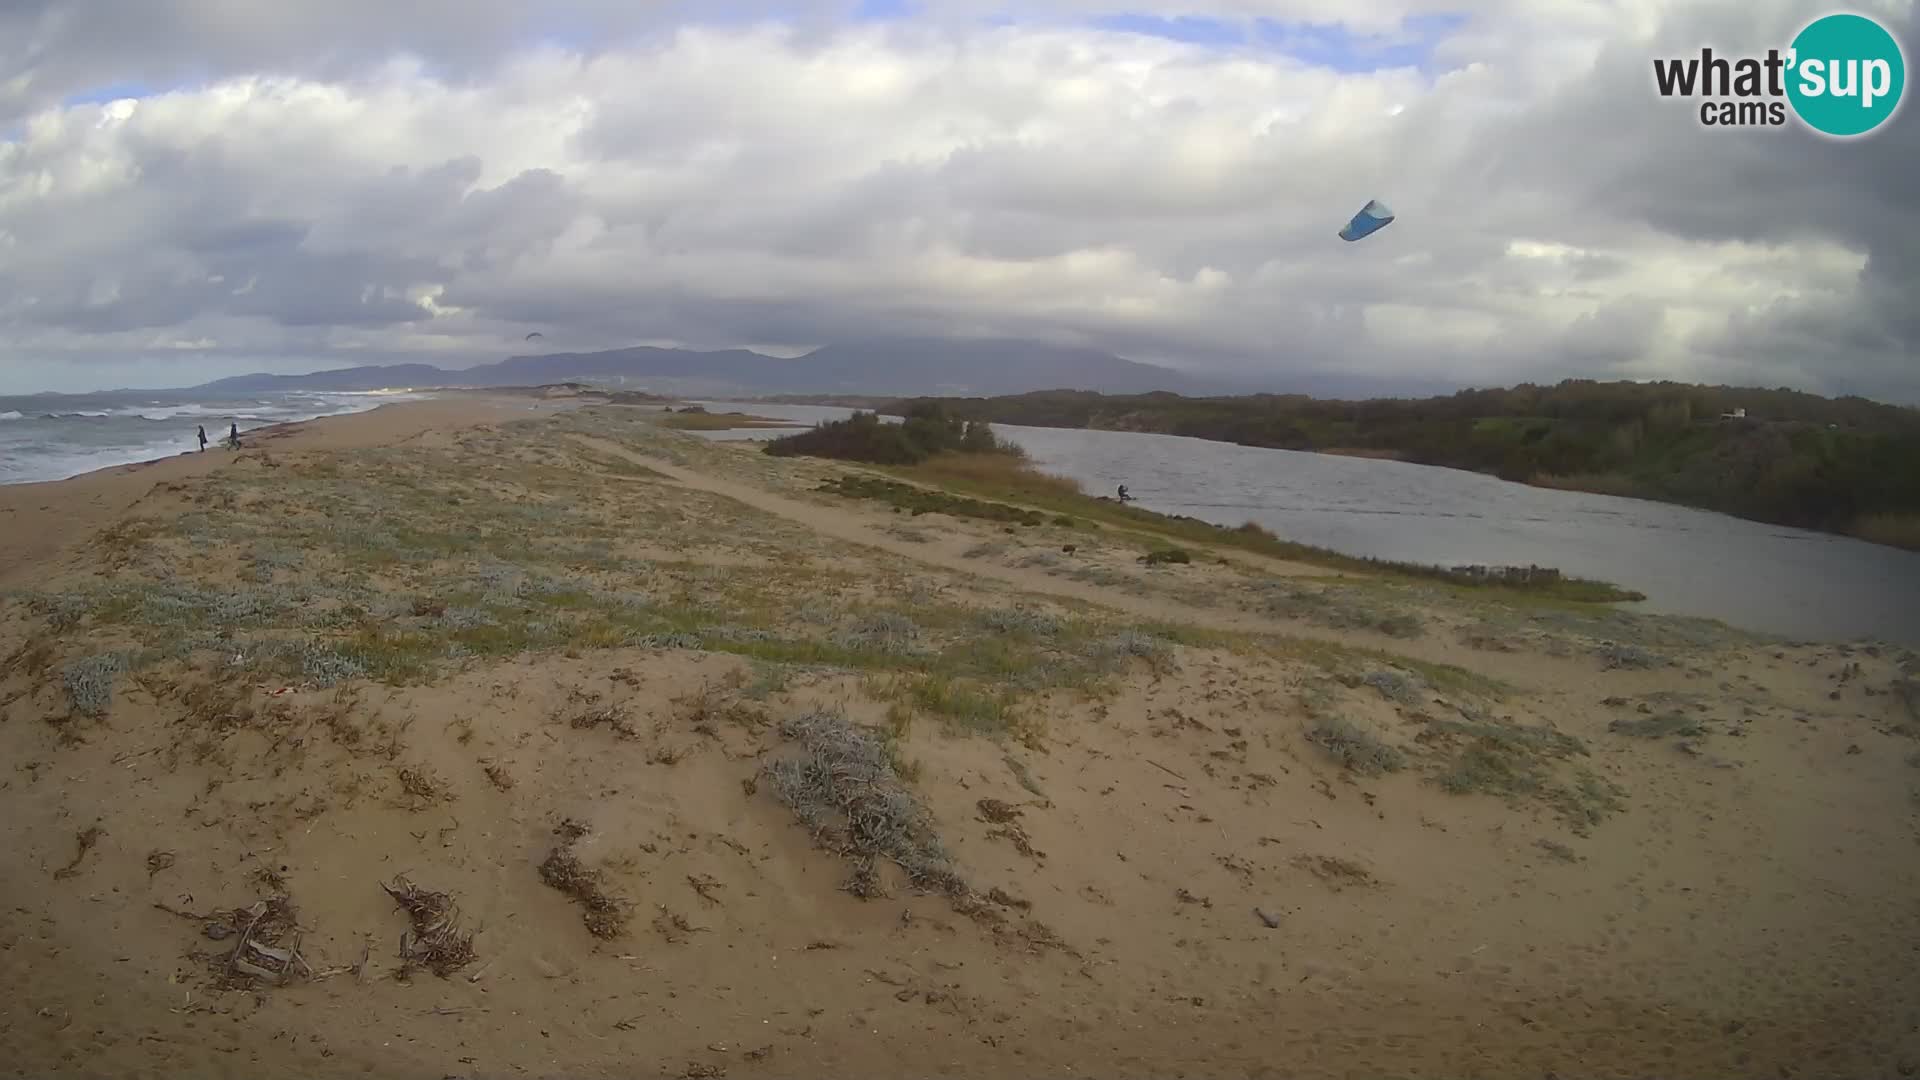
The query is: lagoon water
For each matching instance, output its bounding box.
[693,401,1920,644]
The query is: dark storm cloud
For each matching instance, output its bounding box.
[1483,0,1920,393]
[1560,298,1667,370]
[4,112,579,338]
[2,0,1917,399]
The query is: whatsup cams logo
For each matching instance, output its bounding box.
[1652,11,1907,137]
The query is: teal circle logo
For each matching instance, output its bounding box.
[1786,12,1906,137]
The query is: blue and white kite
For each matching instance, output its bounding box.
[1339,198,1395,242]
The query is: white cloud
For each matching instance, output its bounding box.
[0,0,1916,398]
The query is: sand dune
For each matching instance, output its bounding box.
[0,397,565,588]
[2,400,1916,1079]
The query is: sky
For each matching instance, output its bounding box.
[1,0,1916,400]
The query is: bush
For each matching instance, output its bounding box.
[764,709,965,898]
[834,613,927,655]
[1597,642,1666,670]
[1362,669,1426,705]
[1607,712,1704,738]
[908,451,1078,498]
[64,652,132,716]
[981,607,1062,637]
[764,406,1023,466]
[1304,717,1406,776]
[1092,629,1174,672]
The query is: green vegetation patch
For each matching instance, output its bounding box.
[755,401,1641,601]
[817,474,1047,526]
[1256,580,1428,640]
[1304,716,1408,776]
[1421,710,1621,835]
[896,458,1640,604]
[884,383,1920,551]
[765,405,1024,466]
[1607,712,1706,738]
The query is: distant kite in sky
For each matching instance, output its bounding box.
[1339,199,1395,242]
[525,332,543,340]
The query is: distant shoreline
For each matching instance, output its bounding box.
[0,384,669,490]
[0,394,580,586]
[749,395,1920,553]
[786,394,1920,556]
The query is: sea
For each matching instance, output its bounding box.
[0,389,435,486]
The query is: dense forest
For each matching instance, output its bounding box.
[880,381,1920,549]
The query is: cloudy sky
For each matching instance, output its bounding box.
[1,0,1915,399]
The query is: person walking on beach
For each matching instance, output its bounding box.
[227,422,240,450]
[197,425,208,452]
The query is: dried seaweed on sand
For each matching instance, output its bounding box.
[383,876,479,978]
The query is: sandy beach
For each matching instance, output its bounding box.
[2,398,1916,1079]
[0,396,569,588]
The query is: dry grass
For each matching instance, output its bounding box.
[482,761,516,790]
[1291,854,1375,889]
[382,877,478,978]
[1851,512,1920,552]
[51,825,105,879]
[566,701,640,739]
[395,764,450,805]
[907,451,1086,500]
[537,822,631,939]
[1536,838,1581,863]
[976,798,1022,824]
[153,892,310,989]
[1303,716,1406,776]
[762,709,966,900]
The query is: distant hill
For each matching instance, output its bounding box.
[195,363,453,393]
[789,338,1217,396]
[190,338,1244,397]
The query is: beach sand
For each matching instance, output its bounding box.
[0,396,565,588]
[2,399,1916,1079]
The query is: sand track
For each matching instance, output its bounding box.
[0,402,1915,1079]
[568,432,1655,698]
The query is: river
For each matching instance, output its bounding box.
[688,402,1920,645]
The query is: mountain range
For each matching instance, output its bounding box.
[188,338,1462,400]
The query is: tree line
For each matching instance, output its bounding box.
[763,402,1024,465]
[877,380,1920,548]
